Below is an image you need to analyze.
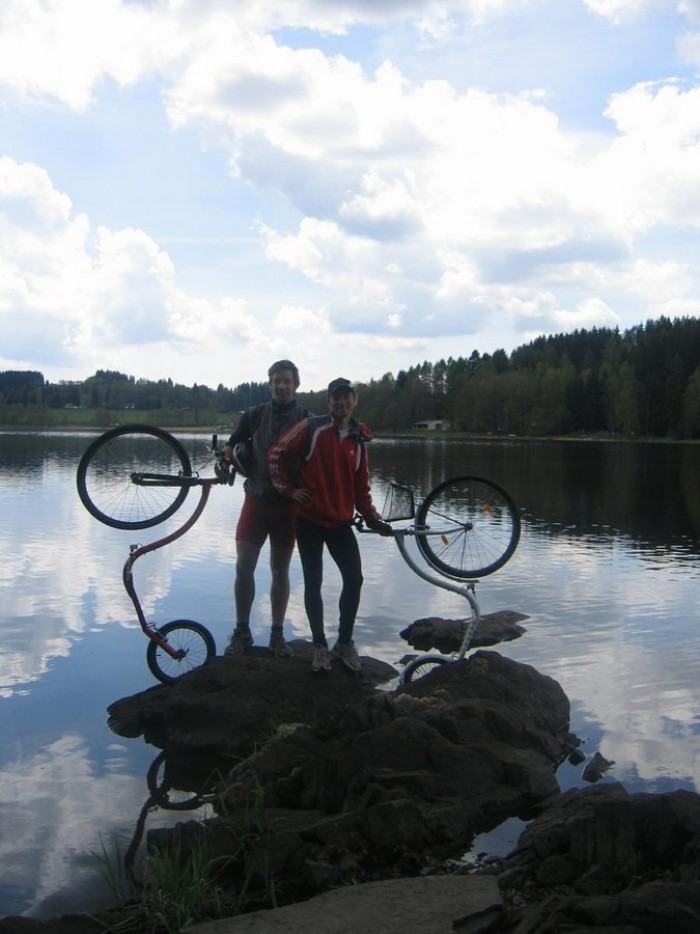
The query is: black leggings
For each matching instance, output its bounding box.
[295,516,363,647]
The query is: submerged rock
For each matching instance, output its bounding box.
[400,609,529,653]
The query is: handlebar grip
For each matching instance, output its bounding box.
[214,456,236,486]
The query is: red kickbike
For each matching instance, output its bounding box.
[77,425,235,683]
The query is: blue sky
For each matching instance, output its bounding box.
[1,0,699,393]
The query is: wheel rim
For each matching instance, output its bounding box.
[415,476,520,578]
[146,620,215,683]
[77,425,192,529]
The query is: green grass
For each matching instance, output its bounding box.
[90,773,281,934]
[92,830,232,934]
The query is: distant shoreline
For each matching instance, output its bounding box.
[1,422,697,444]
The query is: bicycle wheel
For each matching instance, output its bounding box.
[415,476,520,579]
[401,655,449,684]
[146,619,216,684]
[77,425,192,529]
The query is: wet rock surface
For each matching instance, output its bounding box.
[400,609,528,653]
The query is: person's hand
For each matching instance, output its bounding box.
[291,488,312,505]
[367,518,393,537]
[229,442,252,475]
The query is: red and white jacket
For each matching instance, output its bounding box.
[268,414,382,528]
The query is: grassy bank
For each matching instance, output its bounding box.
[0,406,234,432]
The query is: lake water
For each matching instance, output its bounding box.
[1,430,699,918]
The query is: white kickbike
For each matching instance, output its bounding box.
[355,476,520,683]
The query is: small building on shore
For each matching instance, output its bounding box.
[412,419,451,431]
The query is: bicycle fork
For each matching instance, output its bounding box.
[394,530,481,656]
[122,546,186,660]
[121,481,215,660]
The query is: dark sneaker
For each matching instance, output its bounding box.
[331,640,362,672]
[269,630,293,657]
[224,628,253,656]
[311,646,332,672]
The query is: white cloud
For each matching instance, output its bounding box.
[582,0,665,24]
[595,80,700,231]
[0,0,183,109]
[0,0,698,386]
[0,157,269,375]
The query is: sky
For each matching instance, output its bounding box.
[1,0,700,394]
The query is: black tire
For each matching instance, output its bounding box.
[146,619,216,683]
[76,425,192,529]
[415,476,520,579]
[146,751,205,810]
[401,655,449,683]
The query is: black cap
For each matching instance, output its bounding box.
[328,377,356,395]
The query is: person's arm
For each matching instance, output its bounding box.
[268,419,310,503]
[223,411,253,465]
[354,445,392,535]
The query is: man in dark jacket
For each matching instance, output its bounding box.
[223,360,310,657]
[269,377,391,672]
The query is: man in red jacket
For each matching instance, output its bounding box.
[269,378,392,672]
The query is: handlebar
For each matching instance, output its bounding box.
[353,514,395,537]
[212,433,236,486]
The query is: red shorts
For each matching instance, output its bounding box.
[235,495,296,550]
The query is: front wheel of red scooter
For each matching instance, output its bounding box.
[146,619,216,683]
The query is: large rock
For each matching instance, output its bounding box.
[108,646,576,905]
[494,783,700,932]
[107,644,398,759]
[186,875,502,934]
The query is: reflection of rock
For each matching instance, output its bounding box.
[400,609,528,653]
[495,784,700,931]
[581,750,615,783]
[108,646,574,903]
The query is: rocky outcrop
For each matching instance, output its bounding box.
[6,784,700,934]
[493,783,700,932]
[108,644,575,903]
[107,645,398,759]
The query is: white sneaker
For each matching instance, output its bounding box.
[312,646,332,672]
[331,640,362,672]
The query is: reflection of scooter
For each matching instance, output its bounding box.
[123,749,219,885]
[146,748,217,811]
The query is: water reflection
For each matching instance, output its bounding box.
[0,432,699,916]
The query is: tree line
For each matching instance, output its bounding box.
[2,316,700,438]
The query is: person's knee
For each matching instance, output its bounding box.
[270,547,292,577]
[236,542,261,576]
